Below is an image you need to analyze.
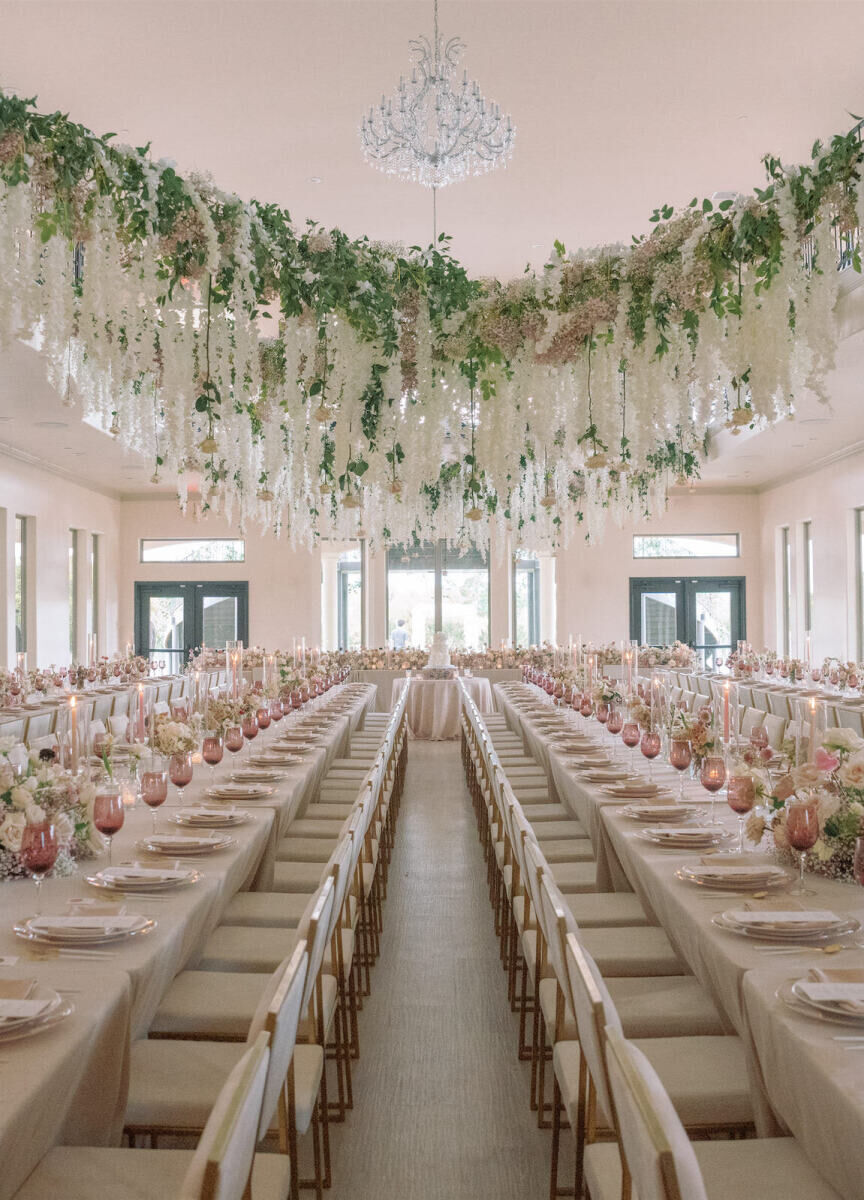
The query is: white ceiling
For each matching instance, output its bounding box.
[2,0,864,496]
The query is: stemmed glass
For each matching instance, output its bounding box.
[20,822,59,915]
[639,730,661,780]
[255,705,271,731]
[93,788,124,865]
[140,758,169,833]
[168,751,194,804]
[201,732,224,778]
[749,725,769,755]
[269,699,283,724]
[606,706,623,761]
[787,799,819,895]
[225,725,244,765]
[669,737,692,803]
[621,720,640,771]
[241,714,259,755]
[726,775,756,854]
[699,755,727,825]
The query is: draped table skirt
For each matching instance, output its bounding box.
[391,676,494,740]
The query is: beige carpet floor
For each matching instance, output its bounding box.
[326,739,550,1200]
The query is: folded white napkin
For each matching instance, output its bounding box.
[30,915,142,931]
[797,982,864,1014]
[147,834,220,847]
[694,864,781,878]
[649,826,717,838]
[102,866,189,881]
[728,910,839,926]
[0,998,50,1020]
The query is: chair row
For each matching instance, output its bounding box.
[458,684,840,1200]
[14,686,410,1200]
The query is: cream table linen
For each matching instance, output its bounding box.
[0,968,131,1200]
[391,676,493,740]
[352,668,520,712]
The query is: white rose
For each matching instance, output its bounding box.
[0,764,14,792]
[840,754,864,790]
[10,786,32,810]
[0,736,17,752]
[22,776,37,793]
[0,812,26,851]
[25,804,46,824]
[817,791,841,822]
[824,727,864,753]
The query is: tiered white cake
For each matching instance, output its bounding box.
[424,632,455,677]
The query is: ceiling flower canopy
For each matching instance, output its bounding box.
[0,91,860,552]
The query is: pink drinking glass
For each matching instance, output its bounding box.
[241,715,259,753]
[269,700,283,724]
[255,706,271,731]
[20,822,59,914]
[669,737,692,802]
[202,733,224,778]
[93,788,124,865]
[141,763,169,833]
[700,755,727,825]
[639,730,661,780]
[168,751,193,804]
[726,775,756,854]
[787,801,819,895]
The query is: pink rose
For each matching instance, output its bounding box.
[814,748,839,773]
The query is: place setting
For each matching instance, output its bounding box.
[777,969,864,1033]
[135,831,236,857]
[205,780,276,802]
[0,979,75,1044]
[169,805,253,829]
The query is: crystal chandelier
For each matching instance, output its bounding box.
[360,0,515,189]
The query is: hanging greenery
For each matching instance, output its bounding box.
[0,91,860,551]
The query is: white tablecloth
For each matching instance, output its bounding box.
[495,681,864,1199]
[391,676,493,740]
[351,668,521,712]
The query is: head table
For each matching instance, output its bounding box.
[392,675,494,740]
[495,681,864,1200]
[0,681,376,1200]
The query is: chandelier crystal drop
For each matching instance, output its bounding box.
[360,0,515,188]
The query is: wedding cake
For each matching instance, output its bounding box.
[423,632,456,677]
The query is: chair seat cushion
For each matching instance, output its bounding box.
[583,1136,841,1200]
[303,803,354,820]
[281,818,348,841]
[533,820,589,840]
[580,926,684,976]
[222,892,310,928]
[12,1146,291,1200]
[275,837,337,862]
[196,926,302,974]
[521,804,573,822]
[555,1033,753,1134]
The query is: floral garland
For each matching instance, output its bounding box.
[0,743,104,880]
[0,93,859,549]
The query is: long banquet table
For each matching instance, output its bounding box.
[494,681,864,1200]
[0,681,376,1200]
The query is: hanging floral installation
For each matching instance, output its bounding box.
[0,91,860,551]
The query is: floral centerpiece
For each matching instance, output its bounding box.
[746,727,864,882]
[669,708,720,767]
[0,744,104,880]
[203,697,246,732]
[151,713,199,756]
[592,680,624,708]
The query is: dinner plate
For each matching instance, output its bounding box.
[635,827,733,848]
[788,977,864,1019]
[602,785,672,799]
[231,769,286,783]
[249,752,303,766]
[171,808,251,828]
[0,987,74,1044]
[777,979,864,1026]
[137,833,234,855]
[675,862,791,890]
[85,865,200,890]
[0,984,64,1030]
[14,913,156,945]
[621,804,704,822]
[206,783,275,801]
[712,910,860,943]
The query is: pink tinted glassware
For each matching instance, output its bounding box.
[787,801,819,895]
[225,725,244,757]
[269,700,283,723]
[749,726,769,753]
[255,706,271,731]
[141,768,169,833]
[726,775,756,853]
[241,717,259,751]
[639,730,661,780]
[168,751,193,803]
[596,702,609,725]
[20,822,59,914]
[93,789,124,865]
[700,755,726,825]
[669,738,692,802]
[202,734,224,778]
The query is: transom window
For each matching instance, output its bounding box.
[633,533,740,559]
[140,538,246,563]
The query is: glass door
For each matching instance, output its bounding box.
[135,582,249,669]
[630,576,745,670]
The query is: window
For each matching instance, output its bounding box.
[803,520,814,638]
[68,530,78,658]
[780,526,792,657]
[633,533,740,559]
[513,553,540,646]
[387,541,490,649]
[629,576,746,672]
[14,515,26,653]
[89,533,99,643]
[337,548,364,650]
[140,538,246,563]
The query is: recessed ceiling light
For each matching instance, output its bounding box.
[309,176,322,184]
[34,420,69,429]
[799,417,831,424]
